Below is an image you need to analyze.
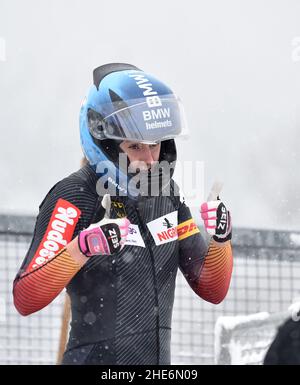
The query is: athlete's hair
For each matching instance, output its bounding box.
[81,157,89,167]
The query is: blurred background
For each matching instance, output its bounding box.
[0,0,300,229]
[0,0,300,365]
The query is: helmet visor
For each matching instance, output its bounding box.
[88,94,188,144]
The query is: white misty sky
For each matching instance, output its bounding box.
[0,0,299,231]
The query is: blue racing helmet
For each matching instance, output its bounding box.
[80,63,188,199]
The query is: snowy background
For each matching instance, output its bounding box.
[0,0,300,231]
[1,1,300,365]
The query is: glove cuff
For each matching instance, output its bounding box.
[213,231,232,243]
[78,230,91,257]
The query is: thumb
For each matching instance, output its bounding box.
[207,180,223,201]
[101,194,111,219]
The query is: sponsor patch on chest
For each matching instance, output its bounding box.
[124,224,146,248]
[146,211,178,246]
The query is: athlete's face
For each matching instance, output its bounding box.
[119,141,161,171]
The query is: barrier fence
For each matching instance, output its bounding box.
[0,214,299,364]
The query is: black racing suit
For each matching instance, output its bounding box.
[13,164,232,365]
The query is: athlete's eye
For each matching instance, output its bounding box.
[129,144,141,150]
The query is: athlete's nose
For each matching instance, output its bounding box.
[141,145,156,168]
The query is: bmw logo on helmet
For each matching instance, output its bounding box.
[80,63,188,200]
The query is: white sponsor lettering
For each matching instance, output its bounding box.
[32,205,79,268]
[217,206,227,230]
[138,83,157,96]
[128,72,162,110]
[146,96,162,108]
[217,222,226,231]
[52,219,67,232]
[108,228,120,248]
[143,108,170,121]
[145,120,172,130]
[55,206,77,224]
[47,230,68,245]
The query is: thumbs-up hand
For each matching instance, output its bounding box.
[200,181,232,243]
[78,194,130,257]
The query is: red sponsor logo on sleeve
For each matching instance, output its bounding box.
[177,219,200,241]
[27,199,81,272]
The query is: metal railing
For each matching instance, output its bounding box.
[1,214,299,364]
